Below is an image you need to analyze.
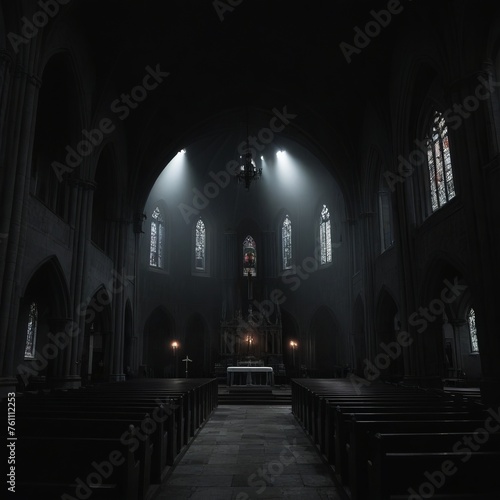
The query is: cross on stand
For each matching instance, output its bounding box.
[182,356,192,378]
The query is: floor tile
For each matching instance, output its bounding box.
[152,405,342,500]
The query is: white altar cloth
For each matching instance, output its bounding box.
[227,366,274,387]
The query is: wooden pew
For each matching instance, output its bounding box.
[15,416,157,498]
[15,431,140,500]
[8,378,218,498]
[335,409,487,483]
[349,419,491,500]
[368,451,500,500]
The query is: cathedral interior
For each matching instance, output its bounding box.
[1,0,500,497]
[2,0,499,399]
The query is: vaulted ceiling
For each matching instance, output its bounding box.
[7,0,487,211]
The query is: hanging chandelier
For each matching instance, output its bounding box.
[236,108,262,190]
[237,150,262,190]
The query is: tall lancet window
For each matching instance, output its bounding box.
[426,111,455,213]
[195,218,206,271]
[467,307,479,353]
[24,301,38,359]
[243,235,257,277]
[319,204,332,265]
[150,206,164,268]
[282,215,292,270]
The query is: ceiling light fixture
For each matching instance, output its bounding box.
[236,108,262,190]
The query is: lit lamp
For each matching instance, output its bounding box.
[246,335,254,355]
[290,341,298,371]
[171,341,179,377]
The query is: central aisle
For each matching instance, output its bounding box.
[154,405,343,500]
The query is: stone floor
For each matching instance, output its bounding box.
[153,405,345,500]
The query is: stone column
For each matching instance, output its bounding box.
[0,54,41,396]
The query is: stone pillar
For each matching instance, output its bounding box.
[62,179,94,389]
[110,218,128,382]
[450,63,500,404]
[0,53,42,396]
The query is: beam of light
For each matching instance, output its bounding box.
[274,150,304,192]
[163,148,187,187]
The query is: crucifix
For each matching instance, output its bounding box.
[182,356,192,378]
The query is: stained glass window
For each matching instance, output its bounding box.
[24,302,38,359]
[195,218,206,271]
[243,235,257,277]
[427,111,455,213]
[320,205,332,265]
[468,307,479,353]
[282,215,292,270]
[150,207,164,268]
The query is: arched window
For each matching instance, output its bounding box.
[150,207,164,268]
[319,204,332,265]
[426,111,456,213]
[467,307,479,353]
[24,302,38,359]
[195,218,206,271]
[243,235,257,277]
[282,215,292,270]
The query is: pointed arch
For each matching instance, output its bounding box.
[195,217,206,271]
[319,204,332,265]
[281,213,293,270]
[150,205,165,268]
[17,257,71,382]
[31,52,83,220]
[80,286,113,384]
[243,235,257,277]
[467,307,479,353]
[425,110,456,213]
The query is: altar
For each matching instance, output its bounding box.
[227,366,274,391]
